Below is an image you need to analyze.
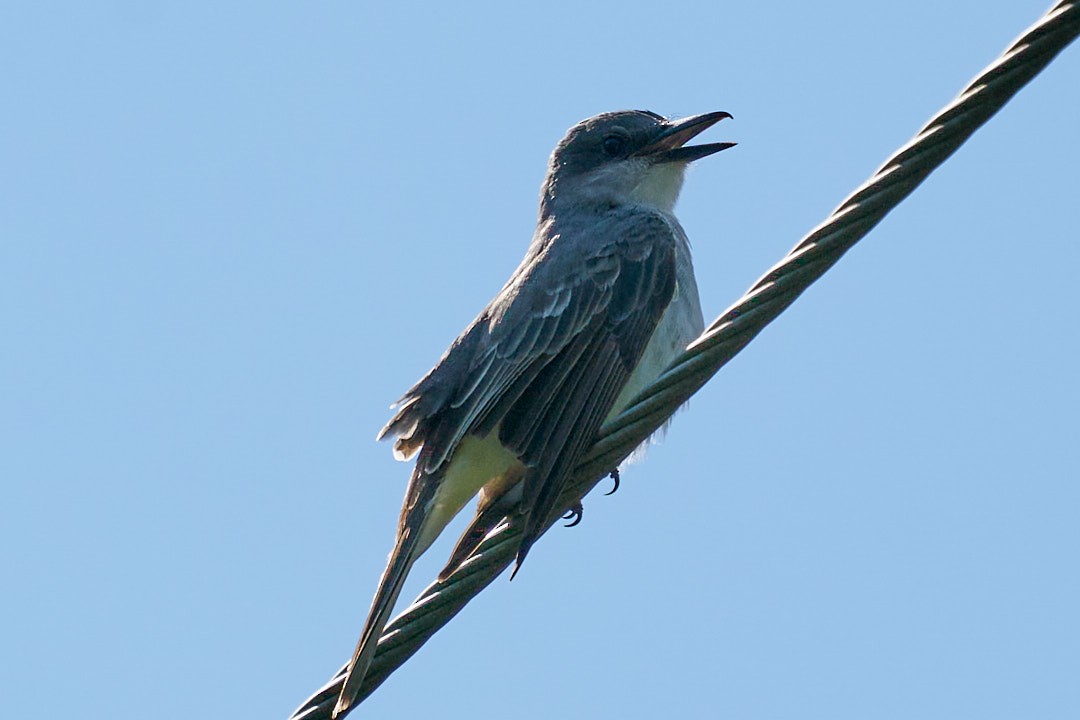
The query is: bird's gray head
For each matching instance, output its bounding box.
[539,110,734,219]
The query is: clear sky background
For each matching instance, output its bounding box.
[3,2,1078,718]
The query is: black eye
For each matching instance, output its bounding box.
[602,134,626,156]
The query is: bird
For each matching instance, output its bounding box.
[333,109,734,717]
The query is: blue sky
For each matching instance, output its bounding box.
[3,2,1078,718]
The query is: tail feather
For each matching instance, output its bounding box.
[333,529,420,718]
[439,497,514,581]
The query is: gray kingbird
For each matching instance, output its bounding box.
[334,109,734,717]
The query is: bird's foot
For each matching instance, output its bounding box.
[562,502,583,527]
[604,468,620,496]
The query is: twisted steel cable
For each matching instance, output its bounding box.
[290,3,1080,717]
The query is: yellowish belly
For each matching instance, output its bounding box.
[416,432,525,555]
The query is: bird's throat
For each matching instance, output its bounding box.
[628,163,687,213]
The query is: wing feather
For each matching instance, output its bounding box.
[379,210,679,562]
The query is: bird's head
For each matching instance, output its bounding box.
[540,110,734,217]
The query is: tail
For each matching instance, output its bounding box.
[333,525,421,717]
[439,495,514,582]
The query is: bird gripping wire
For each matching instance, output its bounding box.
[290,3,1080,717]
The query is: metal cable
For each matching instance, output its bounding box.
[290,3,1080,717]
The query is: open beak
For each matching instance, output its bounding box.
[637,111,735,163]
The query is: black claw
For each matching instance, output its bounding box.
[604,468,620,496]
[563,502,583,527]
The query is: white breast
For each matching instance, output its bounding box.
[609,228,704,420]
